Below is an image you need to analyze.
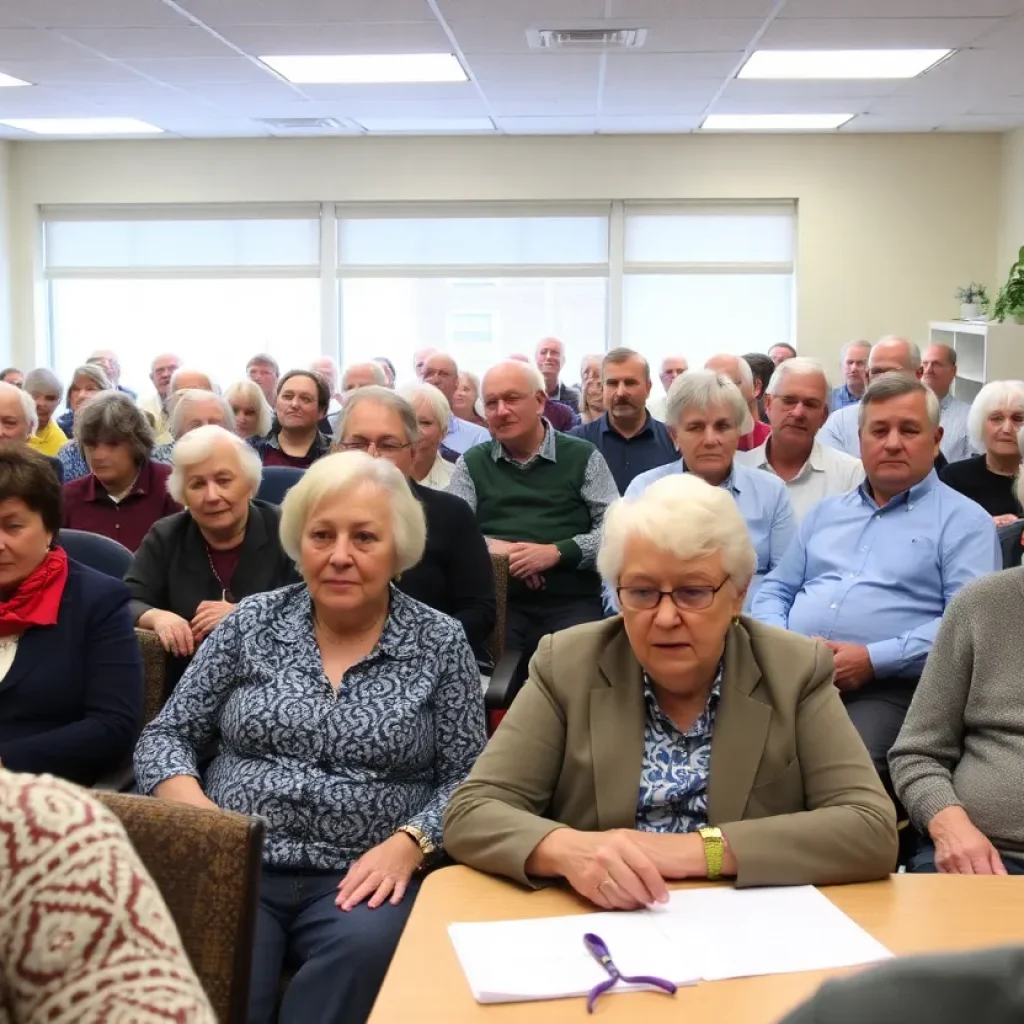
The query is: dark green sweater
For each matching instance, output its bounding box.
[463,434,600,600]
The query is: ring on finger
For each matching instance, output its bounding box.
[597,876,616,894]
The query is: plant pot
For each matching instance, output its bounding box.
[1015,314,1024,326]
[960,303,979,319]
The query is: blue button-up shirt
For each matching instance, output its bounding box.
[636,664,721,834]
[569,412,678,494]
[623,460,796,610]
[751,472,1000,677]
[829,383,861,412]
[445,413,491,455]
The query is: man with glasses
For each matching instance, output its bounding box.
[753,375,999,780]
[448,360,619,694]
[737,357,864,522]
[421,352,489,455]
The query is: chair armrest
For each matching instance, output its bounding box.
[484,647,522,711]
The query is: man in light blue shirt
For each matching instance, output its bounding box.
[828,340,871,412]
[921,343,974,463]
[422,351,490,454]
[753,375,1000,777]
[621,370,796,611]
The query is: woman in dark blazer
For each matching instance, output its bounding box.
[0,445,142,785]
[125,425,299,694]
[332,385,496,663]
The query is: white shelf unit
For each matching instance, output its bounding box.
[929,321,1024,404]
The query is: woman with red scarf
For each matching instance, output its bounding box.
[0,445,143,785]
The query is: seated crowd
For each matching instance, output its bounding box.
[0,329,1022,1024]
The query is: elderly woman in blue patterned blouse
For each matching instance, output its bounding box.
[134,451,487,1024]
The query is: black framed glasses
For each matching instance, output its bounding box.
[338,439,414,456]
[616,577,730,612]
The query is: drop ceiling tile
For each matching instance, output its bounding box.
[489,97,599,116]
[178,81,306,111]
[941,113,1024,128]
[0,28,96,59]
[474,78,599,103]
[126,57,276,84]
[759,17,1002,48]
[712,95,873,115]
[604,52,743,84]
[610,0,777,14]
[219,22,452,56]
[295,82,478,102]
[498,115,600,133]
[839,115,935,131]
[0,0,187,28]
[722,78,903,100]
[599,113,702,131]
[780,0,1024,16]
[177,0,435,24]
[0,58,147,84]
[61,27,238,59]
[294,98,490,119]
[600,96,712,115]
[468,53,602,84]
[438,0,606,19]
[0,85,101,114]
[962,94,1024,114]
[601,79,722,105]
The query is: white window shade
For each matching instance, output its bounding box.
[624,203,795,266]
[43,206,321,271]
[337,211,609,268]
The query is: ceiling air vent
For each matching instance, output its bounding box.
[257,117,359,132]
[527,28,647,50]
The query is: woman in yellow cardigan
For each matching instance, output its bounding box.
[25,368,68,456]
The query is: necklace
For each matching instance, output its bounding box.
[203,542,238,603]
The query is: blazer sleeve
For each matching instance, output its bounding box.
[125,523,171,621]
[720,643,898,886]
[442,634,571,888]
[440,497,496,659]
[0,580,143,786]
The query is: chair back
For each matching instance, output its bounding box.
[59,528,134,578]
[257,466,305,504]
[486,552,509,665]
[92,793,265,1024]
[135,628,168,726]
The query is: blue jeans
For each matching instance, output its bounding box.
[248,868,421,1024]
[909,841,1024,875]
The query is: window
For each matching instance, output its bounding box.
[622,202,796,394]
[337,206,610,384]
[42,205,321,395]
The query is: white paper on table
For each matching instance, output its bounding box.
[449,885,890,1005]
[656,885,893,982]
[448,910,700,1005]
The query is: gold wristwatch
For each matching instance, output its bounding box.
[396,824,437,861]
[698,826,725,880]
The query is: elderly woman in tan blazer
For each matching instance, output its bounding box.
[443,473,897,910]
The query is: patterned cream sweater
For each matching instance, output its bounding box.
[0,770,215,1023]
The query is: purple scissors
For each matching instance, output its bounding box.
[582,932,677,1014]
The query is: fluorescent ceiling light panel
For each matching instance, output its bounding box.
[0,72,30,87]
[260,53,467,84]
[739,49,951,80]
[701,113,854,131]
[0,118,164,135]
[356,116,495,132]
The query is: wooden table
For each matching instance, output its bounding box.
[369,866,1024,1024]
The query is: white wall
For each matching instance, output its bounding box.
[0,141,14,364]
[998,128,1024,278]
[7,132,1004,369]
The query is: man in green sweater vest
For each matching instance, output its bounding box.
[448,361,619,691]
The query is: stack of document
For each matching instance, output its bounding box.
[449,885,891,1005]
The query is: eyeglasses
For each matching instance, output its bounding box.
[616,578,730,612]
[338,439,414,456]
[583,933,676,1014]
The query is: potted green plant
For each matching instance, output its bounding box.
[955,282,989,320]
[992,246,1024,325]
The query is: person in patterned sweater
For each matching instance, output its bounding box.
[0,768,214,1023]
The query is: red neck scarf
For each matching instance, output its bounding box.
[0,547,68,637]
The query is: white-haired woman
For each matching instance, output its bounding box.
[150,388,235,465]
[940,380,1024,526]
[452,371,486,428]
[56,364,112,482]
[24,367,66,456]
[397,381,454,489]
[620,370,795,609]
[225,378,273,441]
[444,473,897,905]
[134,452,487,1024]
[125,424,298,695]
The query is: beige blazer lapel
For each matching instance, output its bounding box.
[591,625,647,831]
[707,622,773,825]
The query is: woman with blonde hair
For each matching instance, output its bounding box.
[452,371,486,427]
[578,354,605,424]
[224,378,273,440]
